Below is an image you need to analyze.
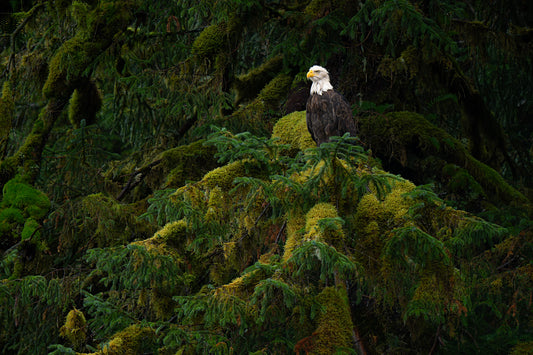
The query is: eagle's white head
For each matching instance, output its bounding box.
[307,65,334,95]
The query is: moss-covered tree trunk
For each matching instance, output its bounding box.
[0,0,138,186]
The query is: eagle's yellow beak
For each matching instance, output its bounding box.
[306,70,314,79]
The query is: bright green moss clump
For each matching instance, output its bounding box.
[272,111,315,152]
[1,176,50,219]
[0,176,50,246]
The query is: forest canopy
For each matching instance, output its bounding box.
[0,0,532,354]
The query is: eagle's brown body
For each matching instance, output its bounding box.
[306,66,358,146]
[306,89,358,146]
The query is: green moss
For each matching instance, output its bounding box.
[381,180,416,225]
[234,56,283,104]
[0,81,14,149]
[1,176,50,220]
[228,74,294,131]
[43,0,136,99]
[205,186,227,224]
[21,218,40,240]
[132,220,189,319]
[442,163,486,200]
[149,219,188,249]
[158,140,218,188]
[0,207,24,232]
[74,193,154,248]
[272,111,315,152]
[258,73,293,110]
[191,23,227,59]
[359,111,528,206]
[310,286,354,354]
[59,308,87,350]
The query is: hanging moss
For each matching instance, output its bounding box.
[59,308,87,350]
[67,79,102,128]
[132,220,192,319]
[272,111,315,153]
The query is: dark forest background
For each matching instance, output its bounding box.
[0,0,532,354]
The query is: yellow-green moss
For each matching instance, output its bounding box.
[282,212,306,262]
[272,111,315,152]
[131,221,188,319]
[76,193,154,248]
[234,55,284,104]
[59,308,87,350]
[191,23,227,59]
[510,341,533,355]
[381,180,416,226]
[304,203,344,246]
[229,74,293,129]
[81,324,156,355]
[137,219,188,251]
[202,160,247,191]
[310,286,354,354]
[204,186,227,224]
[257,73,293,110]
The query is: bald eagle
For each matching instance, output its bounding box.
[306,65,358,146]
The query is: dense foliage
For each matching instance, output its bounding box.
[0,0,531,354]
